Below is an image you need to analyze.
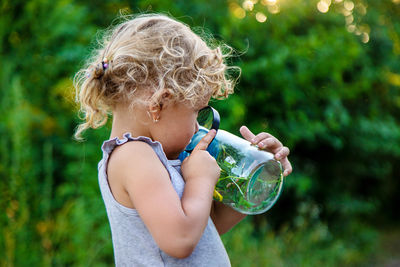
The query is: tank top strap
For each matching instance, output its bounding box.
[100,132,185,198]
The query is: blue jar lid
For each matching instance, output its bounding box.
[178,127,220,161]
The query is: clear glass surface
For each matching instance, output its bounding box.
[181,127,284,215]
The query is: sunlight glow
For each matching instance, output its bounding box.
[229,3,246,19]
[243,0,254,11]
[233,0,371,45]
[344,1,355,11]
[317,1,330,13]
[342,9,352,16]
[322,0,332,5]
[261,0,277,5]
[359,24,371,34]
[361,32,370,43]
[268,4,280,14]
[256,12,267,22]
[346,24,356,32]
[345,15,354,24]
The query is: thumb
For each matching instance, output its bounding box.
[240,126,256,143]
[192,129,216,152]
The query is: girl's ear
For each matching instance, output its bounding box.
[147,103,161,123]
[159,89,173,107]
[147,89,173,122]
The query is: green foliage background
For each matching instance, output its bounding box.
[1,0,399,266]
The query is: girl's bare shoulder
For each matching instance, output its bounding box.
[108,140,165,175]
[106,140,169,208]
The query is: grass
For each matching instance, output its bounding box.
[221,216,380,267]
[214,149,283,214]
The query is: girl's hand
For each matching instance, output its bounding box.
[239,126,292,177]
[181,129,220,184]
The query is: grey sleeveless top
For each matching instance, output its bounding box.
[98,133,231,267]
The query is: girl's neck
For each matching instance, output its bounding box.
[109,105,151,140]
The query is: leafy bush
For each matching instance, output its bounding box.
[1,0,399,265]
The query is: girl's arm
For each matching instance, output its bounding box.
[210,126,292,235]
[108,131,219,259]
[210,200,247,235]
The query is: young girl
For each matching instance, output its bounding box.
[74,13,292,266]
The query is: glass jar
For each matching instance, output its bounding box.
[179,127,284,215]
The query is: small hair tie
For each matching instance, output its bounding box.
[102,57,109,70]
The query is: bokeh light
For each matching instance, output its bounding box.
[261,0,277,5]
[242,0,254,11]
[345,14,354,24]
[347,24,356,32]
[317,1,330,13]
[232,0,371,44]
[344,0,355,11]
[356,3,367,15]
[230,2,246,18]
[256,12,267,22]
[361,32,370,43]
[268,4,280,14]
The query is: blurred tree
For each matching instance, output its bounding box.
[0,0,399,265]
[1,0,114,265]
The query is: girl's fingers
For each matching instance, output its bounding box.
[240,127,277,148]
[257,137,283,151]
[252,132,273,144]
[280,157,293,177]
[192,129,216,152]
[274,146,290,161]
[239,126,256,142]
[240,126,292,175]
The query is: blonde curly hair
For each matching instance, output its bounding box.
[74,13,240,140]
